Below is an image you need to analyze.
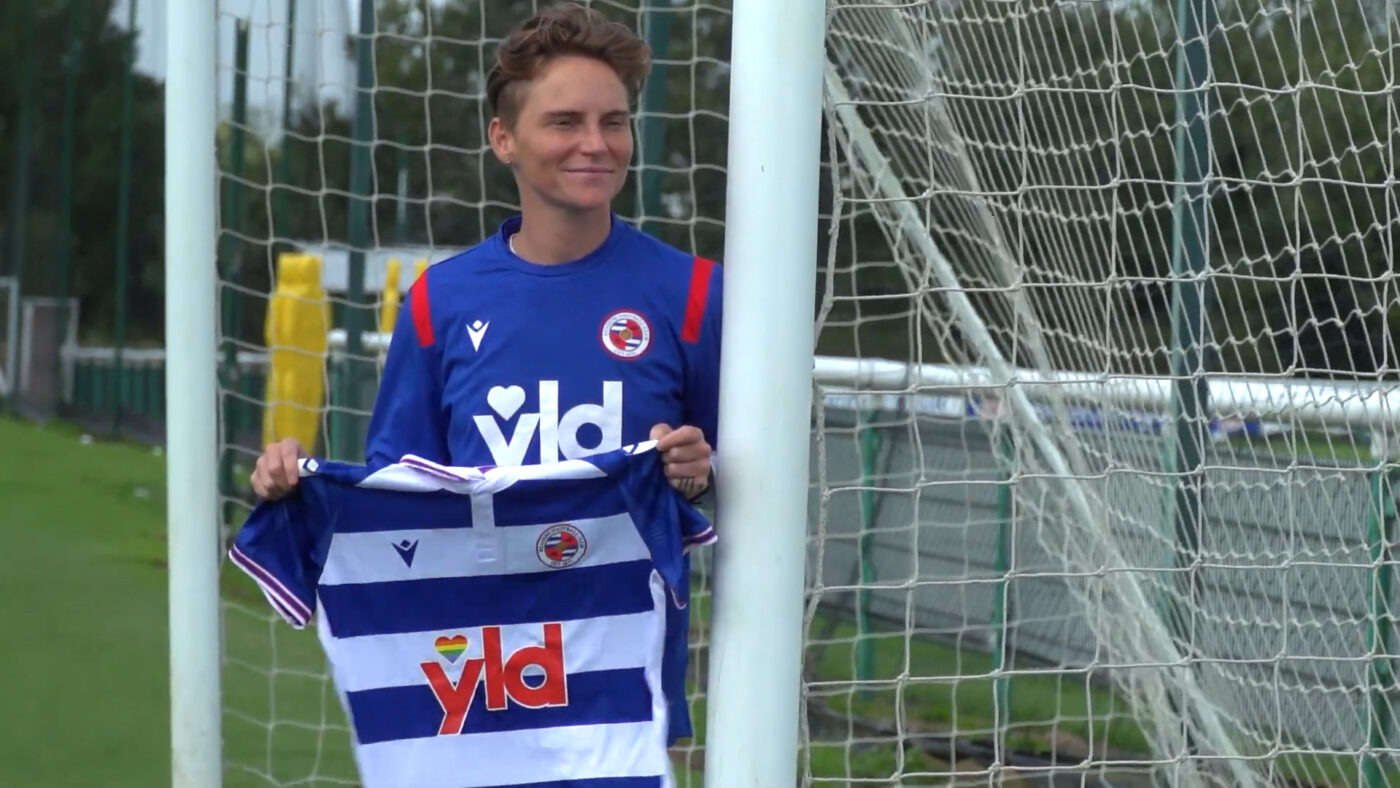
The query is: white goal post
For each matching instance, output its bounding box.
[165,2,222,787]
[703,2,828,786]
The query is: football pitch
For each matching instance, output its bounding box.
[0,414,1143,787]
[11,414,1373,787]
[0,415,350,787]
[0,416,174,787]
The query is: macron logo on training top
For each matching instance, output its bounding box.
[466,319,488,351]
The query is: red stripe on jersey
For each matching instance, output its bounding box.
[681,256,716,344]
[410,273,435,347]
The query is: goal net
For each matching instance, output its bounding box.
[214,0,1400,786]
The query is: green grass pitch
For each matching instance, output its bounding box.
[0,416,352,787]
[0,414,1134,786]
[2,414,1375,787]
[0,416,176,787]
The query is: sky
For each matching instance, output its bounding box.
[109,0,359,140]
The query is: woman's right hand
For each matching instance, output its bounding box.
[250,437,307,501]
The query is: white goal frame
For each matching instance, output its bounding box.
[165,2,222,787]
[164,2,828,787]
[704,2,828,786]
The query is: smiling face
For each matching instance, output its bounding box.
[489,55,634,218]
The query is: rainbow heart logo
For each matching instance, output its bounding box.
[434,634,468,663]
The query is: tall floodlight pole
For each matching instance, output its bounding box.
[165,2,223,786]
[703,1,828,786]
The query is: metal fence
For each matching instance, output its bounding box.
[51,348,1400,758]
[809,401,1398,757]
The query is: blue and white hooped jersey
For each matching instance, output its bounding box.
[229,441,715,788]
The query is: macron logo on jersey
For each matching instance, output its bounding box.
[475,380,622,467]
[393,539,419,567]
[466,320,489,351]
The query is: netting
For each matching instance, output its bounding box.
[812,0,1400,785]
[212,0,1400,786]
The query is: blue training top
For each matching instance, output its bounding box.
[365,213,723,471]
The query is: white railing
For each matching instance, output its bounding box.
[812,356,1400,432]
[319,329,1400,432]
[58,329,1400,436]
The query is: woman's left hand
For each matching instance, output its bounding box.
[650,423,712,497]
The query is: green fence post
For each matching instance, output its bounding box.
[130,360,144,420]
[146,363,160,424]
[335,0,377,463]
[636,6,673,236]
[1162,0,1217,775]
[219,21,250,527]
[273,0,298,241]
[73,361,91,413]
[855,408,882,692]
[5,1,36,412]
[1363,468,1397,788]
[55,0,82,321]
[95,361,109,413]
[990,427,1015,758]
[111,0,139,433]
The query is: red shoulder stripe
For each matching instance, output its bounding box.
[409,272,435,347]
[681,256,716,344]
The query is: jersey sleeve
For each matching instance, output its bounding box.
[603,444,714,743]
[364,271,450,467]
[681,258,723,456]
[227,481,335,629]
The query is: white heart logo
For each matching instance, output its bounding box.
[486,385,526,421]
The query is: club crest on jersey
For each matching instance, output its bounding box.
[600,310,651,360]
[536,523,587,569]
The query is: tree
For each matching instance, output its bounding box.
[915,0,1398,379]
[0,0,167,344]
[263,0,736,255]
[9,0,1395,379]
[1211,0,1399,379]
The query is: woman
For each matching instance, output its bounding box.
[245,0,719,769]
[250,3,720,501]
